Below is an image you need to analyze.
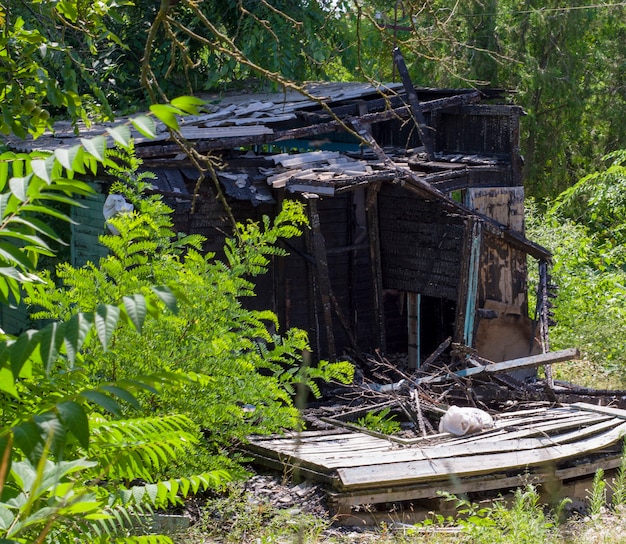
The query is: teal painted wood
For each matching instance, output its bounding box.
[463,221,482,346]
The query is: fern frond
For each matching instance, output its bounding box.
[89,415,200,481]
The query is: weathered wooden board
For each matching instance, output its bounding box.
[335,420,626,490]
[417,348,580,385]
[264,418,622,470]
[329,453,625,509]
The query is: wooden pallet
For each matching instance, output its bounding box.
[244,403,626,513]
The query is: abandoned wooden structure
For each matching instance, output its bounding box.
[6,75,551,370]
[7,63,610,520]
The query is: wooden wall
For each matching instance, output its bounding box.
[378,184,464,301]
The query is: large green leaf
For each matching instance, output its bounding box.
[130,115,157,139]
[94,304,120,351]
[149,104,182,131]
[98,385,141,410]
[0,241,35,270]
[0,365,17,397]
[122,294,147,333]
[170,96,205,115]
[80,135,107,163]
[107,124,131,148]
[30,156,55,184]
[0,192,14,219]
[37,322,65,375]
[56,401,90,449]
[79,390,121,415]
[10,329,38,377]
[150,286,178,314]
[0,231,52,252]
[8,216,65,244]
[63,312,94,365]
[12,422,43,461]
[8,174,33,202]
[20,204,76,224]
[54,146,78,171]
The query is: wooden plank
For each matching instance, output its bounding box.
[570,402,626,420]
[457,413,609,445]
[417,347,580,384]
[177,125,274,140]
[366,183,386,351]
[335,421,626,490]
[296,418,624,469]
[330,453,624,508]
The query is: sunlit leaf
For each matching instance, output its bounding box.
[10,329,38,377]
[0,366,17,397]
[63,312,94,365]
[107,124,132,148]
[56,401,90,449]
[94,304,120,351]
[12,421,43,461]
[149,104,182,130]
[9,216,64,244]
[131,115,157,139]
[80,390,121,415]
[30,156,55,184]
[99,385,141,410]
[123,294,147,333]
[54,146,78,171]
[37,322,65,375]
[9,174,33,201]
[0,241,34,270]
[80,135,107,163]
[150,285,178,314]
[171,96,205,115]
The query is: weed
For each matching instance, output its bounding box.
[589,469,607,517]
[356,408,401,435]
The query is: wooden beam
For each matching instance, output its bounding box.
[417,347,580,385]
[366,183,386,352]
[307,197,336,360]
[392,48,436,160]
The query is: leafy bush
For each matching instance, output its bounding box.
[26,152,353,475]
[526,191,626,382]
[0,120,234,542]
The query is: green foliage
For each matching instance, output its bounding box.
[421,486,562,544]
[611,441,626,509]
[356,407,401,435]
[589,468,607,518]
[0,0,134,135]
[27,151,352,466]
[526,197,626,378]
[0,97,251,541]
[527,151,626,379]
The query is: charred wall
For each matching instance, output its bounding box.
[378,184,464,301]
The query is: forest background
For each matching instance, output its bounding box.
[2,0,626,542]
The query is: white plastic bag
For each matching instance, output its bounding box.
[438,405,494,436]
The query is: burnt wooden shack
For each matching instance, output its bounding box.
[6,81,551,368]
